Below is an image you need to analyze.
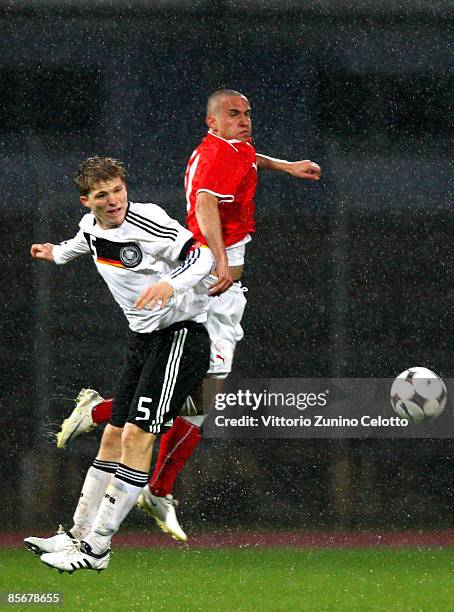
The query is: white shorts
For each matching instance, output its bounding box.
[226,234,251,266]
[204,277,247,375]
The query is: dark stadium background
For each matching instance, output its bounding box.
[1,1,452,535]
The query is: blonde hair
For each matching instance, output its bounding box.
[74,157,126,196]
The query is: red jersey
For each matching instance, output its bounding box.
[185,132,258,247]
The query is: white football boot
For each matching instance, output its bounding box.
[136,487,187,542]
[24,525,76,556]
[41,540,110,574]
[57,389,104,449]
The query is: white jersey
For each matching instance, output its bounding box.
[53,202,214,333]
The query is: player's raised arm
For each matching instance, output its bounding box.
[195,191,233,296]
[256,154,321,181]
[30,243,55,262]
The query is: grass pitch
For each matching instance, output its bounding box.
[1,547,454,611]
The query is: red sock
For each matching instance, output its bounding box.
[150,416,202,497]
[92,398,113,424]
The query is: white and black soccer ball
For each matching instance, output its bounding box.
[390,367,447,423]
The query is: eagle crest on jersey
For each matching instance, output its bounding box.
[120,244,143,268]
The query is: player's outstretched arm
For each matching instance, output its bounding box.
[30,243,55,262]
[256,154,321,181]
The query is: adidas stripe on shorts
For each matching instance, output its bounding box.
[111,321,210,434]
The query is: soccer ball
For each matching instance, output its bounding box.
[390,367,447,423]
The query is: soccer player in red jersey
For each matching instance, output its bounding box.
[57,90,321,541]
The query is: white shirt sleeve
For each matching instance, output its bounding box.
[53,228,91,265]
[160,246,214,294]
[133,203,193,262]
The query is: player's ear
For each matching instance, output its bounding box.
[80,196,90,209]
[206,114,217,131]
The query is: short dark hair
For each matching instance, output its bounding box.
[206,89,246,115]
[74,156,126,196]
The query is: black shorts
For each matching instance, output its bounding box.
[111,321,210,434]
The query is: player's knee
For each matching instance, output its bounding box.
[121,423,154,456]
[101,424,122,449]
[121,424,141,450]
[97,424,122,461]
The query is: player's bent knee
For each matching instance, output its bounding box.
[97,424,123,461]
[121,424,156,470]
[102,424,123,442]
[121,423,155,454]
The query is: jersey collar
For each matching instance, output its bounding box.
[207,131,252,146]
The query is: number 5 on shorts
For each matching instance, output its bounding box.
[136,396,153,420]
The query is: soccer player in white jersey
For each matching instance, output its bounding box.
[24,157,214,573]
[54,90,322,541]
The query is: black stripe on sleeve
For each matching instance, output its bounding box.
[169,248,200,279]
[178,237,196,261]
